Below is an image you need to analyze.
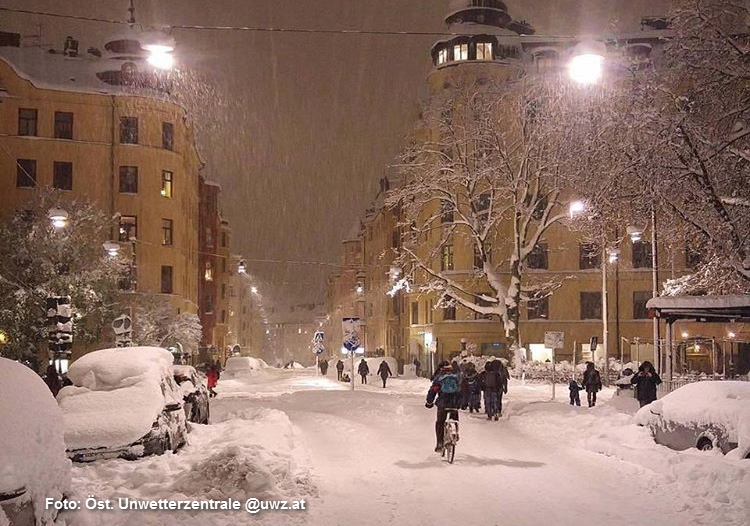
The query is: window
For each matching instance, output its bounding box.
[441,244,454,271]
[527,296,549,319]
[443,305,456,321]
[411,301,419,325]
[18,109,37,136]
[119,166,138,193]
[426,300,434,324]
[527,243,548,270]
[391,295,401,316]
[221,232,228,248]
[580,292,602,320]
[685,245,701,269]
[162,122,174,150]
[119,116,138,144]
[220,310,226,324]
[161,219,173,246]
[161,170,173,198]
[453,43,469,61]
[476,42,493,60]
[119,215,137,241]
[204,294,214,313]
[160,265,173,294]
[54,112,73,139]
[475,193,491,215]
[441,201,454,224]
[53,161,73,190]
[221,284,226,299]
[16,159,36,188]
[204,261,214,281]
[531,195,548,221]
[205,227,214,247]
[222,258,227,273]
[633,291,651,319]
[475,294,493,320]
[437,47,448,65]
[632,241,653,268]
[534,50,559,73]
[579,243,601,270]
[392,228,400,248]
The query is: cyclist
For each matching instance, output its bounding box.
[425,360,461,452]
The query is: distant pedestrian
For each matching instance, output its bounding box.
[413,358,422,378]
[319,359,329,376]
[490,359,509,416]
[358,358,369,384]
[336,359,345,381]
[568,379,583,406]
[206,364,220,398]
[631,360,662,407]
[463,368,482,413]
[377,360,392,388]
[480,362,502,421]
[44,364,62,397]
[582,362,602,407]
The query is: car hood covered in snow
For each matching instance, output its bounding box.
[635,381,750,449]
[58,347,177,451]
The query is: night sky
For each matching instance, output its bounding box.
[0,0,667,321]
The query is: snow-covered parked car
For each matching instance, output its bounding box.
[58,347,188,462]
[0,358,70,526]
[634,381,750,458]
[173,365,210,425]
[223,356,264,378]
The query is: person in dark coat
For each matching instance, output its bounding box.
[569,379,583,406]
[413,358,422,378]
[463,368,482,413]
[357,359,369,384]
[336,359,345,381]
[480,362,503,420]
[459,362,477,409]
[377,360,392,388]
[582,362,602,407]
[490,359,509,416]
[44,364,62,397]
[631,360,662,407]
[425,361,461,451]
[319,359,329,376]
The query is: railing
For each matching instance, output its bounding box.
[657,375,749,398]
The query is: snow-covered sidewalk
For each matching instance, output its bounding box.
[65,369,750,526]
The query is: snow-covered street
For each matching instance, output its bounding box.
[65,368,750,526]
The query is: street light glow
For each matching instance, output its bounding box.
[568,53,604,84]
[728,331,736,339]
[681,331,689,339]
[48,208,69,229]
[569,200,586,218]
[102,241,120,257]
[147,49,174,70]
[251,286,258,294]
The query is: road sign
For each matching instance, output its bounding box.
[313,331,325,343]
[312,342,325,355]
[589,336,598,352]
[342,318,361,353]
[544,331,564,349]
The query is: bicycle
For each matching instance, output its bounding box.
[441,416,459,464]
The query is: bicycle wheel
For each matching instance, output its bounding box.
[446,443,455,464]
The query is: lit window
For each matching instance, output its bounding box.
[453,43,468,61]
[441,244,454,271]
[204,261,214,281]
[438,48,448,65]
[119,215,137,241]
[477,42,493,60]
[161,170,173,198]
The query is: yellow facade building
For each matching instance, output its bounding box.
[0,34,201,358]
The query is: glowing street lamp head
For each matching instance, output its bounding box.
[569,200,586,218]
[48,208,69,229]
[681,331,689,339]
[251,286,259,294]
[237,260,247,274]
[102,241,120,257]
[146,49,174,70]
[728,331,736,339]
[627,225,644,243]
[355,283,364,295]
[568,53,604,84]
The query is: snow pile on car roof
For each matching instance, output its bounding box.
[635,381,750,447]
[225,356,269,371]
[59,347,176,450]
[0,358,71,525]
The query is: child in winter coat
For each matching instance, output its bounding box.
[568,379,583,406]
[465,371,482,413]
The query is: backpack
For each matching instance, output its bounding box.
[438,372,460,394]
[483,370,499,389]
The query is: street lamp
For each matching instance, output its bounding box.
[140,31,175,70]
[355,283,364,295]
[48,208,69,229]
[103,241,120,257]
[237,260,247,274]
[569,200,586,218]
[568,40,606,85]
[251,286,258,295]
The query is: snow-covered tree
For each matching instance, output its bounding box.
[0,194,129,369]
[131,294,202,356]
[387,77,580,349]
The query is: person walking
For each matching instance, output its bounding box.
[568,378,583,406]
[336,359,345,381]
[631,360,662,407]
[490,359,509,416]
[206,363,220,398]
[319,359,329,376]
[480,362,502,420]
[464,368,482,413]
[358,358,369,384]
[413,357,422,378]
[44,364,62,397]
[582,361,602,407]
[377,360,392,388]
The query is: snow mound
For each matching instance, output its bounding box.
[67,346,174,390]
[0,358,71,525]
[59,347,176,450]
[635,381,750,449]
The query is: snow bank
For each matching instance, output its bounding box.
[224,356,267,376]
[635,381,750,448]
[58,347,176,450]
[0,358,71,525]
